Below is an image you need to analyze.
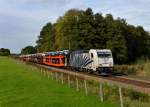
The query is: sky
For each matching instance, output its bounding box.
[0,0,150,53]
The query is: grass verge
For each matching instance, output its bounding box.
[0,57,118,107]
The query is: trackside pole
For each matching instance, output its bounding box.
[51,72,54,80]
[47,71,50,79]
[41,68,42,74]
[99,83,103,102]
[68,75,70,87]
[61,73,64,84]
[42,69,44,75]
[55,72,58,81]
[84,80,88,95]
[119,87,124,107]
[40,68,42,74]
[44,70,46,76]
[76,77,79,91]
[45,70,47,76]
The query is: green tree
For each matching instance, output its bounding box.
[21,46,37,55]
[92,13,106,48]
[104,15,128,63]
[0,48,10,56]
[36,22,55,52]
[77,8,95,49]
[54,9,82,50]
[54,8,95,50]
[36,8,150,64]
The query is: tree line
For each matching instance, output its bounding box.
[0,48,10,56]
[21,8,150,64]
[21,46,37,55]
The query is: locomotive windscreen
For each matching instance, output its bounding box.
[97,52,111,58]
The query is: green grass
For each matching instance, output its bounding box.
[136,59,150,76]
[0,57,118,107]
[114,58,150,77]
[125,58,150,77]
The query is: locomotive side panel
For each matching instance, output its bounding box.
[69,50,93,70]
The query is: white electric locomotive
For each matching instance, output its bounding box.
[69,49,114,75]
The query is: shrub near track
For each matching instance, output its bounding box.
[0,57,118,107]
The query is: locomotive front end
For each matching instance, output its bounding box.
[89,49,114,75]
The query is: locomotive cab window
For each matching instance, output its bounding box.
[97,52,111,58]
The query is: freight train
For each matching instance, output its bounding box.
[20,49,114,75]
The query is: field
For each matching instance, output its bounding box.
[0,57,118,107]
[114,59,150,78]
[135,59,150,77]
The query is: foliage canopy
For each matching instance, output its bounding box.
[21,46,37,55]
[0,48,10,56]
[35,8,150,64]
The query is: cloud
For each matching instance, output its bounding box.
[0,0,150,53]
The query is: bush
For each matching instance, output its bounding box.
[124,89,150,102]
[114,65,137,75]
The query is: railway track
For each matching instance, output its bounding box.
[27,61,150,94]
[102,76,150,89]
[76,72,150,90]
